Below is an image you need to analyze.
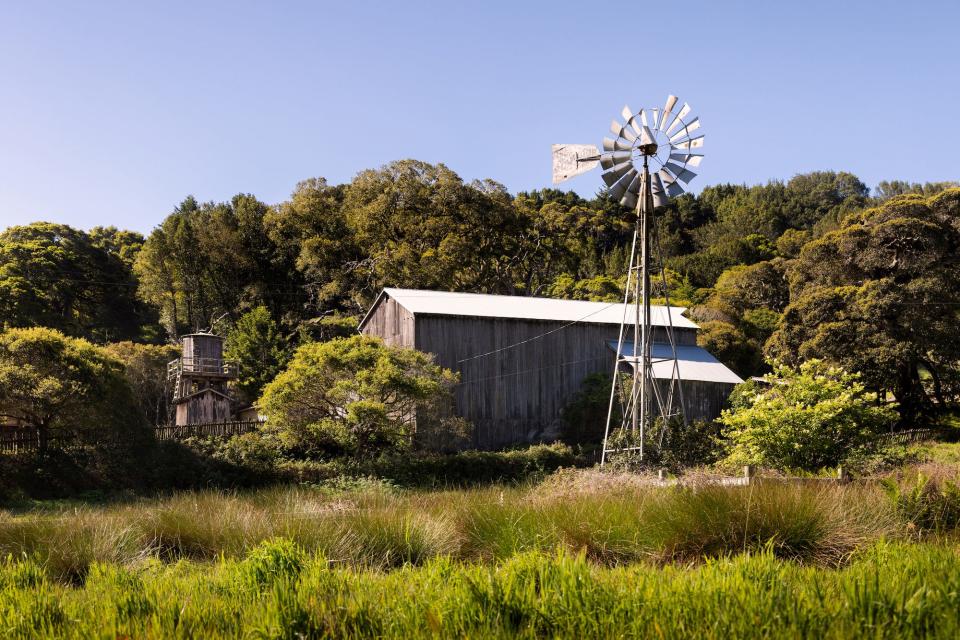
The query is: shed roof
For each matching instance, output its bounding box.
[361,288,699,329]
[610,341,744,384]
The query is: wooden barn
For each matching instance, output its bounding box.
[359,288,742,450]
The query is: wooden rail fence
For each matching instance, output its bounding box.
[0,420,265,454]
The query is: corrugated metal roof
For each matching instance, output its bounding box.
[610,341,744,384]
[371,288,699,329]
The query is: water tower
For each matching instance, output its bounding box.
[167,333,239,425]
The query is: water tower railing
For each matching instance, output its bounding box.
[167,357,239,379]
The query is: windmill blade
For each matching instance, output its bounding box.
[669,117,701,143]
[551,144,601,184]
[639,126,656,146]
[650,172,669,208]
[639,109,649,127]
[599,151,632,170]
[658,169,686,197]
[610,120,637,142]
[660,95,679,130]
[609,167,639,200]
[669,153,704,167]
[620,191,638,209]
[667,182,685,197]
[664,161,698,184]
[665,103,692,135]
[601,162,634,186]
[650,108,660,132]
[672,135,705,150]
[620,105,634,124]
[603,137,633,152]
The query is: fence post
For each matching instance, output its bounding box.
[743,465,755,483]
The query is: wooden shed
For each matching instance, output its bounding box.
[359,288,743,450]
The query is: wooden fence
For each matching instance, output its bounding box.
[0,420,265,454]
[153,421,263,441]
[875,427,958,446]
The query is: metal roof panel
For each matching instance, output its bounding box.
[379,288,699,329]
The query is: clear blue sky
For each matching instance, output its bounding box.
[1,1,957,234]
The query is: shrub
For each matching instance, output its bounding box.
[560,373,612,444]
[0,327,145,449]
[259,335,463,457]
[719,359,897,471]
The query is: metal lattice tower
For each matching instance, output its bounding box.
[551,96,705,465]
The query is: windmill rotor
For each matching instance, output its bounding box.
[553,95,704,210]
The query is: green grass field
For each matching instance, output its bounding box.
[2,456,959,638]
[2,540,959,638]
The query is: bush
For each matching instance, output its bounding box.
[0,328,145,448]
[719,359,898,471]
[560,373,612,444]
[259,335,464,457]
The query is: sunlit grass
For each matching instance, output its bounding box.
[2,540,959,638]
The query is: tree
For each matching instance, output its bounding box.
[259,335,461,457]
[720,360,897,471]
[343,160,528,300]
[0,223,151,342]
[135,195,278,338]
[0,328,143,450]
[874,180,959,201]
[696,320,761,378]
[263,178,356,314]
[767,189,960,419]
[105,341,180,426]
[224,306,291,403]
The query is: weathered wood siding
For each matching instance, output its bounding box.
[182,334,224,361]
[656,379,738,423]
[360,296,415,347]
[413,314,699,449]
[175,390,233,425]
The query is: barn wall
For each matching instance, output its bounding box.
[657,380,738,423]
[360,296,415,347]
[413,315,702,449]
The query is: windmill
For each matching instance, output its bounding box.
[551,96,704,465]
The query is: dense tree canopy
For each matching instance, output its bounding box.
[0,223,152,341]
[767,190,960,418]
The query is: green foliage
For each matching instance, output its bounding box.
[299,313,359,342]
[696,320,762,377]
[654,419,725,469]
[3,542,960,638]
[224,306,291,402]
[259,335,461,456]
[104,341,180,426]
[720,360,898,470]
[560,373,613,444]
[768,189,960,418]
[881,472,960,535]
[0,223,151,341]
[0,328,144,445]
[239,538,305,589]
[874,179,959,201]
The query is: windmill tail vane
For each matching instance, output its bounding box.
[552,95,705,466]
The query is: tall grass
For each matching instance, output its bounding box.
[1,540,959,638]
[4,467,951,582]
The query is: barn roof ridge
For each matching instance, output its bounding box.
[359,287,699,330]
